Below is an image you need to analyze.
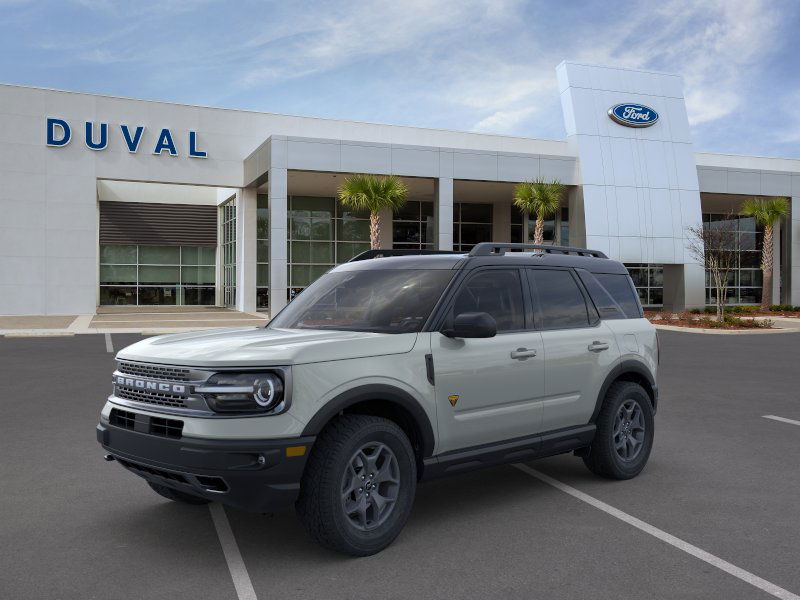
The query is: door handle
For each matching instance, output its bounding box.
[588,341,610,352]
[510,348,537,360]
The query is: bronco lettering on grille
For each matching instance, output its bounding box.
[115,376,186,394]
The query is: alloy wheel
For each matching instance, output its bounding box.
[613,399,646,462]
[340,442,400,531]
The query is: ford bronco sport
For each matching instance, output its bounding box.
[97,242,658,556]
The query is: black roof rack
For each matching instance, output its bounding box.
[468,242,608,259]
[349,249,463,262]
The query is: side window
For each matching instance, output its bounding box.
[593,273,643,318]
[449,269,525,332]
[528,269,590,329]
[576,269,626,320]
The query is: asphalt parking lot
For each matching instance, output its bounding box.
[1,330,799,600]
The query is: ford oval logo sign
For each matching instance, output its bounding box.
[608,103,659,128]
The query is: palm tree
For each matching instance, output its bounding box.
[513,178,565,245]
[337,174,409,249]
[740,196,789,308]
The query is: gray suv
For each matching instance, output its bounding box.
[97,243,658,556]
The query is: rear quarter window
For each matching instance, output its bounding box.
[591,272,643,319]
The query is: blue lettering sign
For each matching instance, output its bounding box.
[120,125,145,153]
[153,128,178,156]
[188,131,207,158]
[85,122,108,150]
[46,118,71,147]
[608,103,659,128]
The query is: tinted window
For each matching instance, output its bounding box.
[529,269,590,329]
[269,269,454,333]
[594,273,642,318]
[576,270,626,320]
[450,269,525,332]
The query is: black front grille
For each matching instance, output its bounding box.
[115,387,187,408]
[108,408,184,439]
[109,408,136,430]
[118,361,191,382]
[150,417,184,439]
[116,458,188,484]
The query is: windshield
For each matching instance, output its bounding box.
[269,269,455,333]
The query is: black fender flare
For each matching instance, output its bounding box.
[301,384,436,458]
[591,360,657,422]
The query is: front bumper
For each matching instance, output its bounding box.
[97,422,315,512]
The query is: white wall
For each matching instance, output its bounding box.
[0,82,570,315]
[557,61,702,265]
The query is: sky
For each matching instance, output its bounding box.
[1,0,799,157]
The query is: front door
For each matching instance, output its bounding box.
[431,268,545,454]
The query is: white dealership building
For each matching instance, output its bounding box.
[1,61,799,317]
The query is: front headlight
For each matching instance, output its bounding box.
[197,372,286,414]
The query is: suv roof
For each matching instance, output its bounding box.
[339,243,629,275]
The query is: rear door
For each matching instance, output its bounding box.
[526,268,620,431]
[431,267,545,454]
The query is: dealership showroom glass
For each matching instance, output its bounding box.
[2,60,799,317]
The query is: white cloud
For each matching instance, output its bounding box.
[472,106,538,133]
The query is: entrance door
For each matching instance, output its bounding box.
[431,268,545,454]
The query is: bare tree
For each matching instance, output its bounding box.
[686,215,738,320]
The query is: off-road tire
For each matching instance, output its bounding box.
[582,381,654,480]
[296,414,417,556]
[148,482,211,505]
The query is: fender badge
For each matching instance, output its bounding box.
[448,395,460,407]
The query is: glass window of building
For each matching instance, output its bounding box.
[393,200,434,249]
[625,264,663,307]
[703,213,764,305]
[512,205,569,245]
[256,194,269,310]
[510,205,524,243]
[99,245,215,306]
[287,196,371,299]
[453,203,492,251]
[221,198,236,307]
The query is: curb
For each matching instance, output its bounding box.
[652,324,798,335]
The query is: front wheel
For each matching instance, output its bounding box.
[583,381,654,480]
[296,414,417,556]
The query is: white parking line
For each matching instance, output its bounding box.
[209,503,258,600]
[104,333,113,353]
[763,415,800,427]
[514,464,800,600]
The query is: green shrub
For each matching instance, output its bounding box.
[770,304,797,312]
[704,306,715,314]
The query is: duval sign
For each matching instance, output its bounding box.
[45,117,207,157]
[608,103,659,128]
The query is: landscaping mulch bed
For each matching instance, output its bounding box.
[644,311,774,330]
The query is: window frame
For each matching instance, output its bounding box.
[431,266,532,335]
[524,266,600,332]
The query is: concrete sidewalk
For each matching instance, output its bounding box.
[0,306,269,337]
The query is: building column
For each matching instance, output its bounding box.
[435,178,453,250]
[791,196,800,305]
[492,200,510,243]
[378,207,393,248]
[268,168,288,317]
[773,219,781,304]
[663,263,705,313]
[235,188,257,313]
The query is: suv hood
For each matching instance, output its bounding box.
[115,327,418,367]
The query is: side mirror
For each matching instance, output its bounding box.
[442,312,497,338]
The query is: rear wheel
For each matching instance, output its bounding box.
[583,381,654,479]
[296,414,417,556]
[148,482,210,505]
